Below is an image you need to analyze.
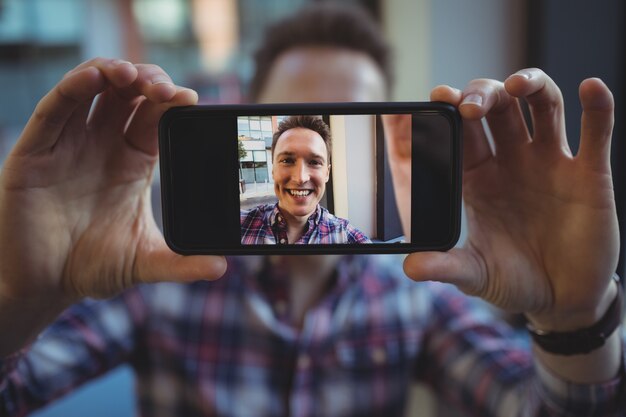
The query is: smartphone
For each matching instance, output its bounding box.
[158,102,462,255]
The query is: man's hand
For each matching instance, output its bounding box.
[402,69,619,333]
[0,58,227,306]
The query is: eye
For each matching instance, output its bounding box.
[309,159,324,167]
[279,157,294,164]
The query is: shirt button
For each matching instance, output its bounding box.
[277,215,282,222]
[371,347,386,365]
[279,238,286,244]
[298,354,311,369]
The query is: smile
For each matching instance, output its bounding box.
[288,189,313,197]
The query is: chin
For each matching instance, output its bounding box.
[294,206,315,215]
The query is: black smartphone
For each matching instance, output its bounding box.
[158,102,462,255]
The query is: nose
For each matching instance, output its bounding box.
[292,160,310,184]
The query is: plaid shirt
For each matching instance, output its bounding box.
[240,203,371,244]
[1,255,624,417]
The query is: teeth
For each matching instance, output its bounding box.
[289,190,311,197]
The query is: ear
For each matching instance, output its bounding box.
[325,164,331,182]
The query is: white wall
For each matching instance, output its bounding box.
[429,0,527,88]
[330,115,377,237]
[384,0,526,99]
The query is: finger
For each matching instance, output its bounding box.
[430,84,463,106]
[63,58,137,129]
[90,64,177,140]
[381,114,411,159]
[64,57,138,89]
[72,59,141,137]
[116,63,177,104]
[577,78,614,170]
[403,248,485,296]
[15,67,108,155]
[87,89,143,134]
[67,58,142,135]
[431,85,493,170]
[136,241,227,284]
[15,59,140,155]
[125,87,199,155]
[503,68,568,150]
[89,64,179,139]
[459,79,531,153]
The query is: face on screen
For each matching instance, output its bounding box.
[272,127,331,222]
[238,113,409,245]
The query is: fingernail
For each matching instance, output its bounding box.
[112,59,132,67]
[461,93,483,107]
[512,71,532,80]
[151,76,173,85]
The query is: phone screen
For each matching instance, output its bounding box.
[159,102,461,254]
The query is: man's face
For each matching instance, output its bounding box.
[272,127,330,221]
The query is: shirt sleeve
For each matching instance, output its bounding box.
[0,287,148,417]
[416,282,626,417]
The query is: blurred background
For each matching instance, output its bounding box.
[0,0,623,416]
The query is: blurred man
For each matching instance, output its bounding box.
[0,3,623,417]
[241,115,370,245]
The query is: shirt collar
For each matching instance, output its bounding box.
[269,203,323,227]
[231,253,402,305]
[252,255,374,295]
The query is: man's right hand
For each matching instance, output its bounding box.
[0,58,226,312]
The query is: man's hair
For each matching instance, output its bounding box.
[249,2,393,101]
[271,115,332,164]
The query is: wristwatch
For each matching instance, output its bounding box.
[526,274,623,356]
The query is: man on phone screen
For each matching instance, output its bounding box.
[240,115,371,245]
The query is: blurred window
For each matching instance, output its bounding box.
[249,119,261,130]
[253,150,266,162]
[0,0,83,43]
[132,0,188,41]
[260,119,272,132]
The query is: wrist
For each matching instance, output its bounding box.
[526,274,622,356]
[0,287,73,356]
[526,274,619,332]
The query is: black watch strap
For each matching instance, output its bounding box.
[527,274,623,356]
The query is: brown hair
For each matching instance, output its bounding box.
[249,2,393,101]
[271,115,332,163]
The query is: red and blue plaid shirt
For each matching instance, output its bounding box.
[240,203,371,244]
[1,255,625,416]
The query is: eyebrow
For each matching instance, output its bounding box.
[275,151,327,162]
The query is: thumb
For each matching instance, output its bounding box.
[135,239,227,285]
[403,248,485,296]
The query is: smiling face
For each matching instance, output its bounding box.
[272,127,331,223]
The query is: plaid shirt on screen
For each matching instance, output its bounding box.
[240,203,371,244]
[1,255,625,417]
